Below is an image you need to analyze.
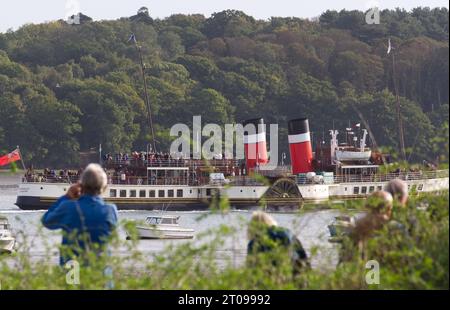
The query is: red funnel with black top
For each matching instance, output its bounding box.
[288,118,313,174]
[243,118,268,172]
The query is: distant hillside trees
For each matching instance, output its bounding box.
[0,8,448,166]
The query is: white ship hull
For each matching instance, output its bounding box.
[0,236,15,254]
[15,170,449,211]
[134,226,194,239]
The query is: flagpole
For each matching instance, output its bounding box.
[16,146,27,171]
[99,143,102,165]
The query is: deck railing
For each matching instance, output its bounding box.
[332,170,448,184]
[21,174,265,186]
[22,170,449,186]
[22,175,79,184]
[103,158,241,169]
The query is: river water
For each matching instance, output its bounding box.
[0,173,341,269]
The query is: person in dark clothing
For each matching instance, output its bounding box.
[42,163,118,266]
[247,211,310,274]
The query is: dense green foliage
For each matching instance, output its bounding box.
[0,8,448,166]
[0,192,448,289]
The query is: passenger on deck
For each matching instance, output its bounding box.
[247,211,310,275]
[120,171,126,184]
[41,163,118,266]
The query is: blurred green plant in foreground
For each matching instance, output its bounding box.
[0,191,448,290]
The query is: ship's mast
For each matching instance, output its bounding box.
[132,35,157,153]
[390,40,406,161]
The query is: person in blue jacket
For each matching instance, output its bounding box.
[42,163,118,266]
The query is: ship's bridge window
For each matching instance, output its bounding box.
[369,186,375,193]
[120,190,127,198]
[139,190,146,198]
[353,187,360,195]
[177,189,183,197]
[110,189,117,198]
[206,188,211,196]
[361,186,367,194]
[149,190,155,198]
[158,190,165,197]
[168,190,174,198]
[130,190,136,198]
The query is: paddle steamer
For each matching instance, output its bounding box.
[15,118,449,211]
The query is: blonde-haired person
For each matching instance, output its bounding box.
[42,163,118,266]
[340,191,394,262]
[247,211,310,274]
[351,191,394,242]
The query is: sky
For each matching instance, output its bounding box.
[0,0,448,33]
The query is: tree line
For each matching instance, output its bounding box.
[0,7,448,167]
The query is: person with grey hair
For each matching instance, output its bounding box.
[42,163,118,265]
[385,178,420,238]
[385,179,409,207]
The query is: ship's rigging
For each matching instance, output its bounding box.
[388,37,407,161]
[130,33,157,153]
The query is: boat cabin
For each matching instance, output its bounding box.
[339,164,379,175]
[335,164,380,182]
[145,216,180,225]
[147,167,190,185]
[0,217,11,230]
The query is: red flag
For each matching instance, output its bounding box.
[0,149,21,166]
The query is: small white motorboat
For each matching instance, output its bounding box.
[327,215,355,243]
[0,216,16,254]
[129,215,194,239]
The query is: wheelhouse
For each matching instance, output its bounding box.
[147,167,190,185]
[0,217,11,230]
[145,216,180,225]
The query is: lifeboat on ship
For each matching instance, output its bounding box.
[335,147,372,162]
[331,129,372,162]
